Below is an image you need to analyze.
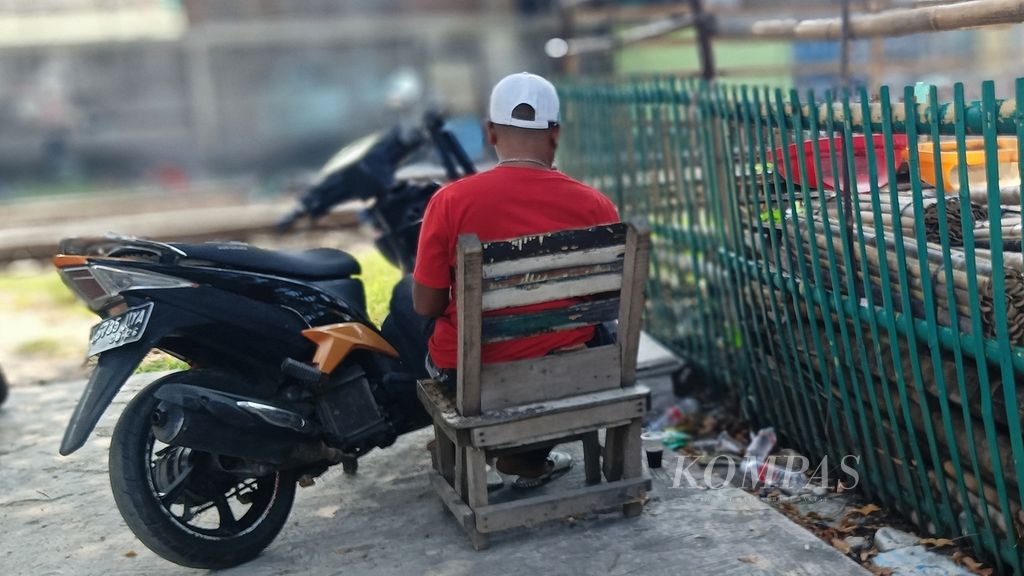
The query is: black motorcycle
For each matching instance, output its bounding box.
[0,365,7,406]
[54,112,475,569]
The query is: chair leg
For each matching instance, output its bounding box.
[602,426,625,481]
[620,418,644,518]
[583,431,602,485]
[434,424,456,485]
[463,446,490,550]
[621,419,642,479]
[623,501,644,517]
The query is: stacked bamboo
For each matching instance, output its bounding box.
[856,195,988,247]
[742,283,1024,539]
[785,213,1024,346]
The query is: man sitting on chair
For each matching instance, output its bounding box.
[388,72,619,489]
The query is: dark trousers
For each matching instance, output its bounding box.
[380,276,553,477]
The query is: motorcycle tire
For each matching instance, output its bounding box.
[109,371,296,569]
[0,365,7,407]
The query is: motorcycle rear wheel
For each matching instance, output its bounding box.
[109,371,296,569]
[0,365,7,406]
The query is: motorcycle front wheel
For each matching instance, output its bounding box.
[108,372,296,569]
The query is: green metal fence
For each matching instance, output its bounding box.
[559,77,1024,572]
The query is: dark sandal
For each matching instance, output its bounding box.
[511,451,573,489]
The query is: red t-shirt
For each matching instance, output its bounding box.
[413,165,620,369]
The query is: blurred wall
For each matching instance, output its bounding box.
[0,0,559,181]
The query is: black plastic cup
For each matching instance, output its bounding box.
[645,447,664,469]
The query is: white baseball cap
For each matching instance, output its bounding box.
[488,72,560,130]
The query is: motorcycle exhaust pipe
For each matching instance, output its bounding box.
[151,388,343,467]
[153,405,343,467]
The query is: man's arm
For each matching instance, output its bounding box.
[413,280,449,318]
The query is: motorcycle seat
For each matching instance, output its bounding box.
[172,242,361,279]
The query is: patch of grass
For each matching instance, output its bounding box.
[355,250,402,327]
[14,337,65,356]
[135,353,190,374]
[0,271,89,315]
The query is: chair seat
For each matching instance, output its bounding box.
[417,379,649,449]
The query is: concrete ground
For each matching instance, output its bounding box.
[0,367,869,576]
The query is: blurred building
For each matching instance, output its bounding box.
[562,0,1024,97]
[0,0,559,181]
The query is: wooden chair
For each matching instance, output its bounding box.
[417,220,652,550]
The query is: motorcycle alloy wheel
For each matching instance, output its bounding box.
[108,371,296,569]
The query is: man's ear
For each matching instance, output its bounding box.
[485,121,499,146]
[549,125,561,148]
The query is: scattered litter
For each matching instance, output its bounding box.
[874,526,921,552]
[873,545,973,575]
[662,430,690,450]
[648,406,685,431]
[743,427,777,462]
[124,551,137,558]
[844,536,868,552]
[689,430,744,455]
[648,398,701,431]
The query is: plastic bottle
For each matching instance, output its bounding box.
[743,426,777,463]
[754,459,809,494]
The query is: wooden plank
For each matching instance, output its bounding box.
[617,220,651,387]
[456,234,483,417]
[422,383,649,430]
[471,396,647,448]
[480,223,626,264]
[482,272,622,311]
[474,477,650,533]
[481,418,635,452]
[621,418,645,517]
[583,431,602,485]
[622,418,643,479]
[428,471,476,532]
[434,424,456,483]
[603,425,625,481]
[463,446,490,550]
[417,379,457,425]
[478,345,621,412]
[465,448,489,508]
[482,261,623,291]
[482,244,625,279]
[481,297,620,343]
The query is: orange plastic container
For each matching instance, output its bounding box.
[917,136,1020,191]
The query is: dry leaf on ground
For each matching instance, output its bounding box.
[849,503,881,516]
[920,537,955,548]
[831,538,852,555]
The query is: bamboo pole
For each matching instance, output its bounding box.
[727,0,1024,41]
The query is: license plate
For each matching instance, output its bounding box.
[88,303,153,357]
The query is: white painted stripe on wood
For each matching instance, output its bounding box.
[482,245,625,279]
[481,273,622,311]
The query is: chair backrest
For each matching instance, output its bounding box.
[455,220,651,416]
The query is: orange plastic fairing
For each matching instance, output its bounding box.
[302,323,399,374]
[53,255,88,268]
